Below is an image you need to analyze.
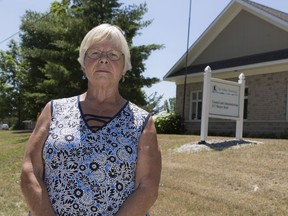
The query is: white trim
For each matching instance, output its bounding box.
[164,59,288,82]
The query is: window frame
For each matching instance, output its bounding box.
[189,90,202,121]
[243,87,248,119]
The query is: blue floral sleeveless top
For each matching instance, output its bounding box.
[42,96,150,215]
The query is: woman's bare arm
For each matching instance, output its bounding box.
[20,102,56,216]
[116,116,162,216]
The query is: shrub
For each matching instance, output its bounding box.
[154,112,184,134]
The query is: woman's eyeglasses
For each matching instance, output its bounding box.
[86,49,123,61]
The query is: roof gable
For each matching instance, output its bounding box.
[194,10,288,64]
[164,0,288,81]
[243,0,288,22]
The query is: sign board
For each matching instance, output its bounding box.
[209,79,240,118]
[199,66,245,143]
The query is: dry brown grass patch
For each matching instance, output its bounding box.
[150,135,288,216]
[1,131,287,215]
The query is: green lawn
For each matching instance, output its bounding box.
[0,130,30,216]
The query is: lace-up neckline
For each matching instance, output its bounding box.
[77,95,128,132]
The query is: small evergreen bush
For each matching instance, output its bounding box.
[154,112,184,134]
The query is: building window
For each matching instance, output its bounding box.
[189,91,202,120]
[244,88,248,119]
[287,82,288,120]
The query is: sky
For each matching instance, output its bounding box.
[0,0,287,105]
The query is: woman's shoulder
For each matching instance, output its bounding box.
[52,95,78,103]
[127,101,150,116]
[50,96,79,115]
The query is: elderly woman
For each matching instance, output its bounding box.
[20,23,161,216]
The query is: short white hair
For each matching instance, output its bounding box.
[78,23,132,73]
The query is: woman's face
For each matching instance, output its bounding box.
[83,40,125,87]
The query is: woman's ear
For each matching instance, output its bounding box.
[121,72,127,83]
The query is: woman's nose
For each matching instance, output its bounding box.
[99,58,109,64]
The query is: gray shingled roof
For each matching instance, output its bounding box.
[170,49,288,77]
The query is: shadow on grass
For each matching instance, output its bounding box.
[176,139,262,153]
[200,140,258,151]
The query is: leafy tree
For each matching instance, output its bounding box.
[20,6,86,118]
[0,40,28,128]
[0,77,10,121]
[162,97,176,113]
[19,0,162,119]
[142,92,163,116]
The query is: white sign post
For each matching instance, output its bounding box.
[199,66,245,144]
